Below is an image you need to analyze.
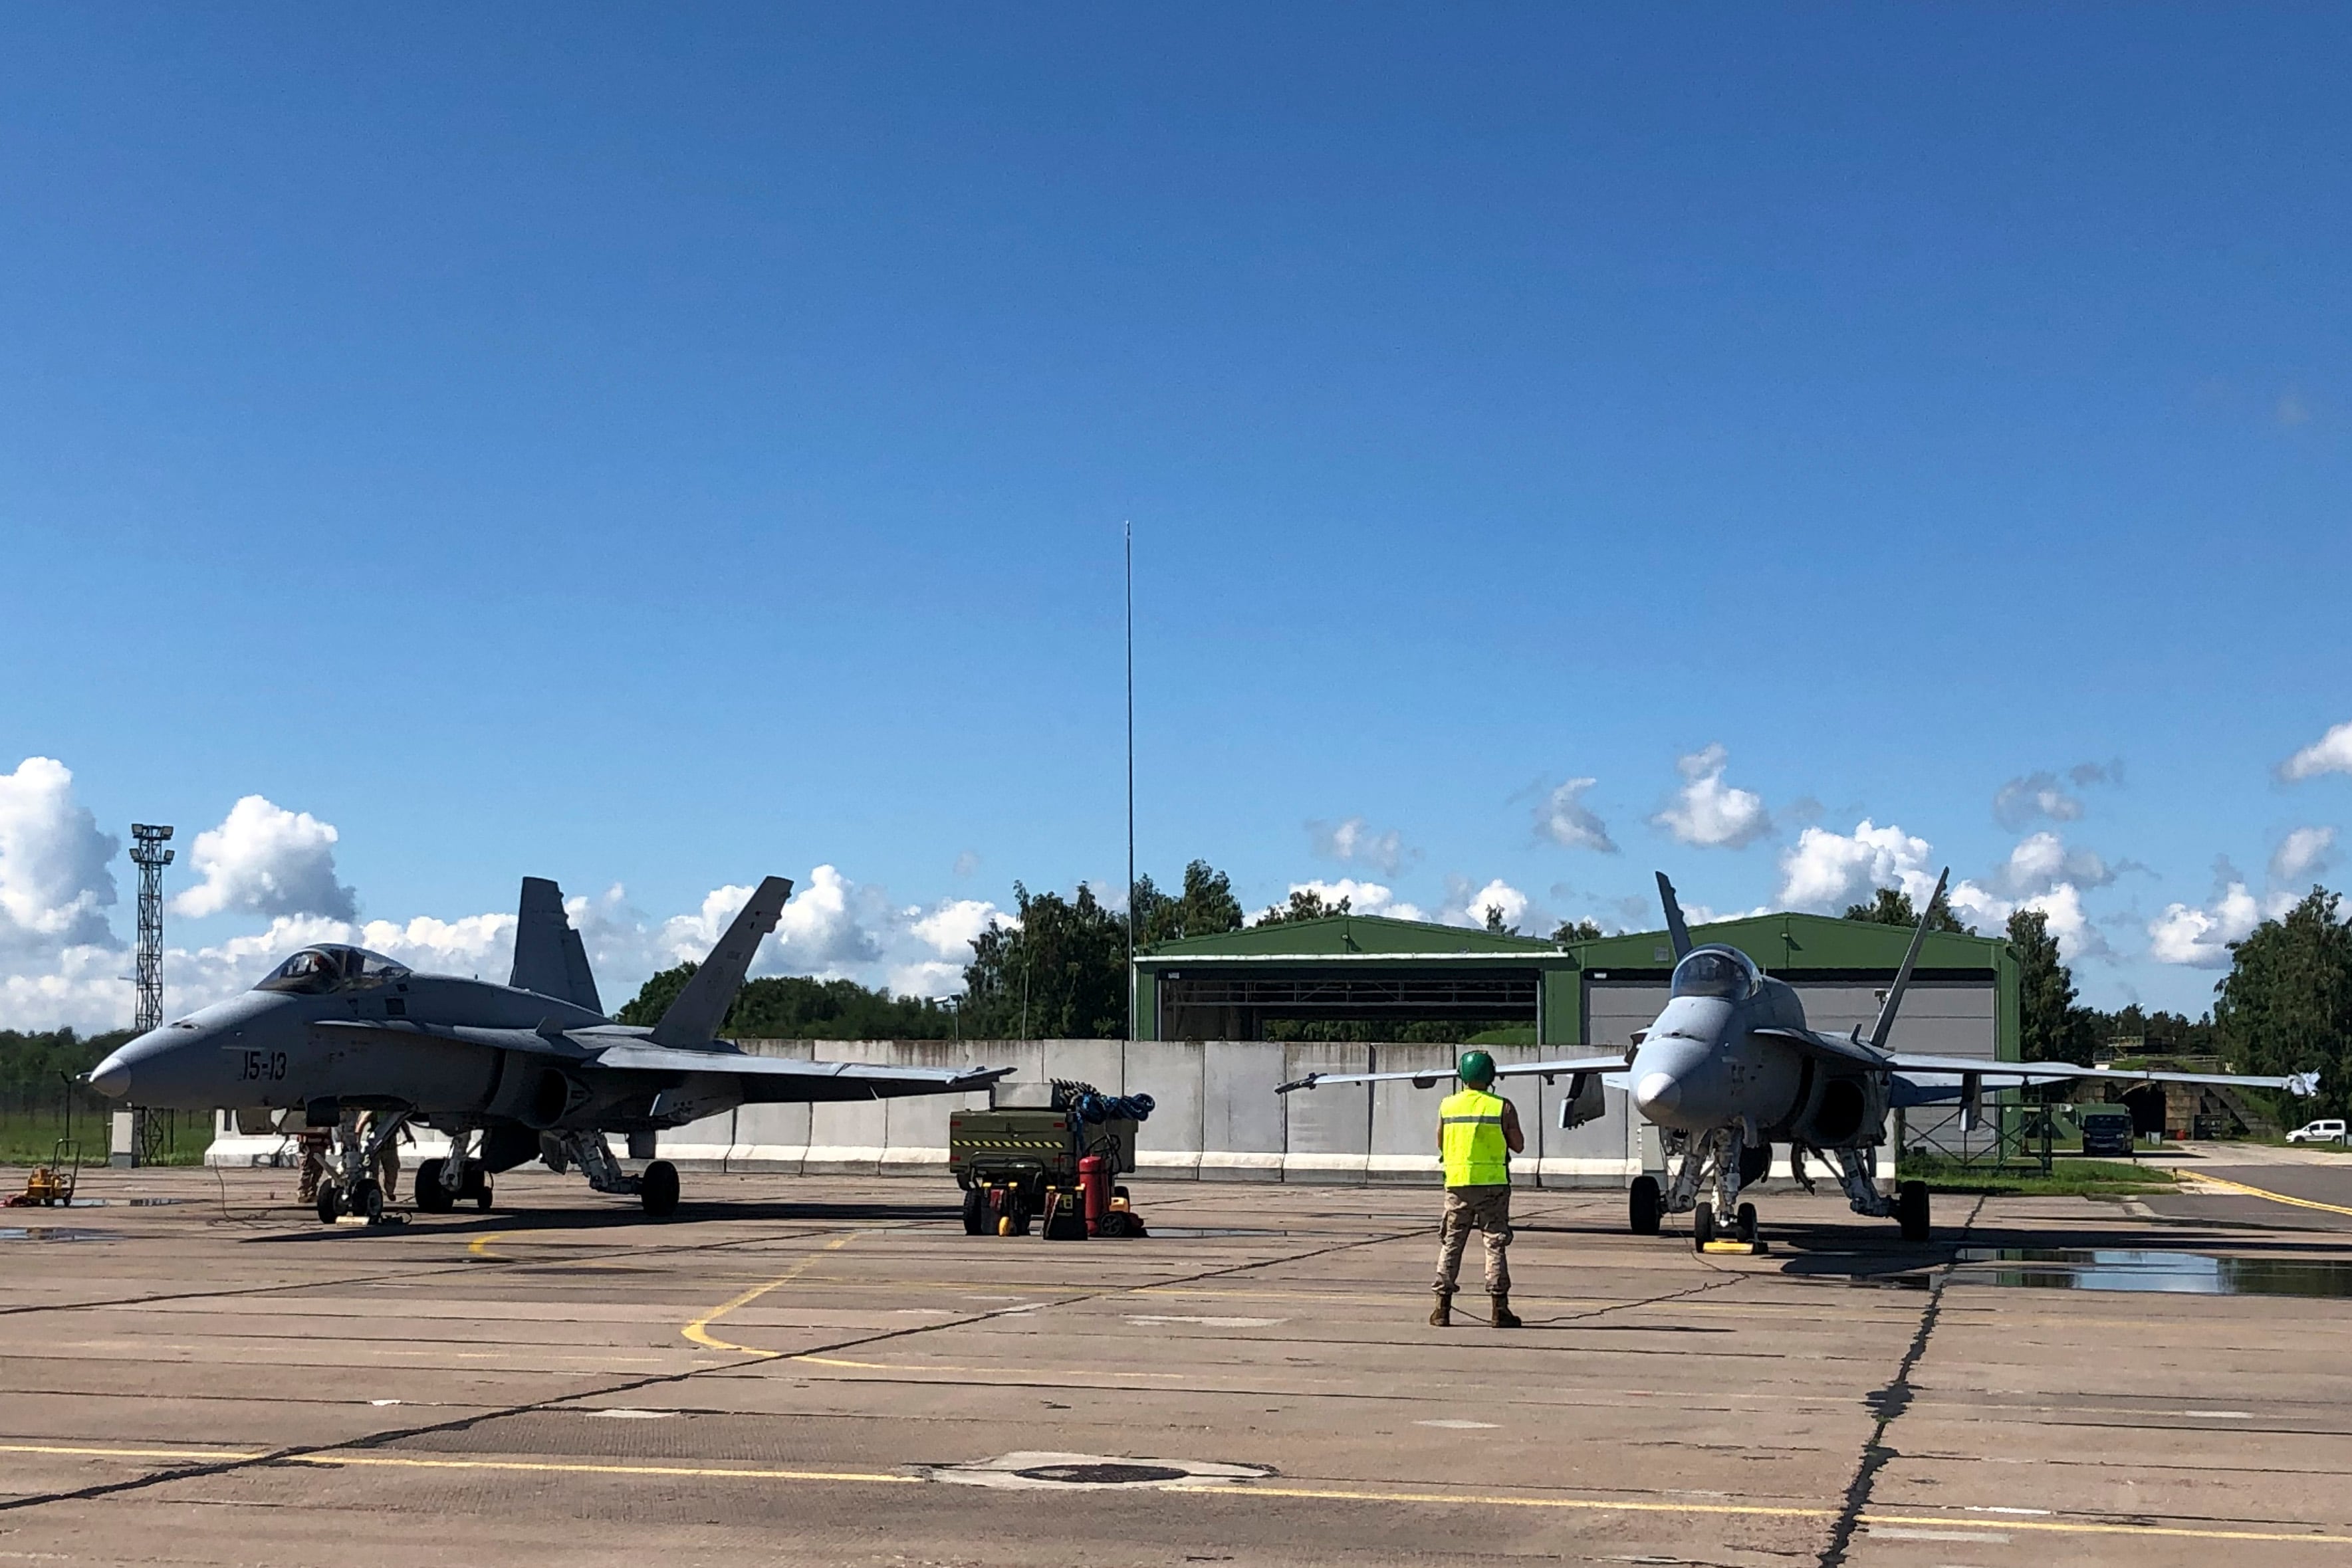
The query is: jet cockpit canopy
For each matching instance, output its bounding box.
[254,945,411,995]
[1670,945,1760,1001]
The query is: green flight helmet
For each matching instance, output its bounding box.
[1457,1049,1497,1087]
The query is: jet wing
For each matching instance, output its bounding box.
[1277,1054,1627,1093]
[587,1042,1013,1103]
[1883,1054,2297,1090]
[1750,1026,1892,1069]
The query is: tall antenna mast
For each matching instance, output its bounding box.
[1125,520,1136,1045]
[129,825,174,1032]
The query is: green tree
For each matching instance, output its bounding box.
[2007,907,2095,1064]
[616,965,957,1038]
[2214,887,2352,1112]
[1552,918,1603,944]
[1133,859,1244,947]
[1482,904,1521,937]
[1258,887,1351,925]
[961,881,1129,1039]
[1844,885,1972,935]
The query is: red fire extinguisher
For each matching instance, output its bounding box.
[1079,1153,1109,1237]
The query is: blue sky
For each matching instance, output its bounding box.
[3,6,2347,1027]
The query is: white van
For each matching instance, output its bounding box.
[2287,1119,2347,1145]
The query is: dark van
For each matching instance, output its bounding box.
[2079,1106,2134,1156]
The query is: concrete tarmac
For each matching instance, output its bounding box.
[7,1165,2352,1566]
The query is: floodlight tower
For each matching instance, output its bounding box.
[129,825,174,1032]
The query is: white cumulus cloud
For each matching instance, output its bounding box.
[2282,722,2352,783]
[172,796,356,921]
[2147,883,2264,968]
[1269,878,1427,924]
[1997,832,2114,897]
[1535,778,1617,853]
[1455,878,1530,931]
[1310,816,1408,876]
[1654,744,1771,849]
[1777,819,1940,911]
[2272,826,2340,886]
[0,756,120,954]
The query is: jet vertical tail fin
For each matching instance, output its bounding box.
[1655,872,1694,960]
[649,875,793,1048]
[510,877,604,1016]
[1867,867,1950,1053]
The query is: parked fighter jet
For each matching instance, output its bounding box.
[88,875,1009,1224]
[1281,871,2292,1247]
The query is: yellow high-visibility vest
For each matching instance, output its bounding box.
[1439,1088,1510,1187]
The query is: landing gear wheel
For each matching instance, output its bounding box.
[962,1186,987,1236]
[1629,1175,1662,1235]
[1897,1179,1931,1242]
[352,1179,384,1225]
[315,1186,341,1225]
[460,1167,492,1210]
[414,1159,452,1213]
[640,1159,679,1217]
[1692,1202,1715,1250]
[1736,1202,1758,1244]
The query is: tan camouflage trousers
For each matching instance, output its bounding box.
[1433,1184,1512,1295]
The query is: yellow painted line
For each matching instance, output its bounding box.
[0,1441,266,1463]
[2192,1172,2352,1220]
[16,1440,2341,1542]
[681,1236,853,1357]
[1167,1482,1827,1519]
[286,1452,915,1484]
[1864,1510,2352,1545]
[465,1231,509,1258]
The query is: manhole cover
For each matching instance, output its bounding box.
[917,1451,1273,1490]
[1016,1462,1190,1486]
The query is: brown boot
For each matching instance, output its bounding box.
[1429,1292,1453,1327]
[1489,1292,1522,1329]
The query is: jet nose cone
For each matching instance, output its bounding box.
[88,1054,131,1099]
[1634,1071,1681,1117]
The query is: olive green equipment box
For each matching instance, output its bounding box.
[949,1082,1139,1238]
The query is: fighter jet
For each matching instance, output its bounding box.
[88,875,1010,1224]
[1280,871,2293,1247]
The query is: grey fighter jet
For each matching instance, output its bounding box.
[88,875,1009,1224]
[1281,871,2292,1247]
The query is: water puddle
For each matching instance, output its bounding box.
[0,1227,112,1242]
[1951,1247,2352,1297]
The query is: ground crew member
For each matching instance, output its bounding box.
[1431,1049,1523,1329]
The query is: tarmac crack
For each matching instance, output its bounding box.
[1810,1194,1984,1568]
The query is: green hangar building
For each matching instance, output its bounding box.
[1128,911,2020,1184]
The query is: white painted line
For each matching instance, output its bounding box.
[1966,1505,2054,1515]
[1127,1315,1286,1329]
[592,1409,677,1420]
[1867,1525,2010,1543]
[1413,1419,1498,1430]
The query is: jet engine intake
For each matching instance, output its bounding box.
[525,1067,592,1129]
[1791,1071,1885,1148]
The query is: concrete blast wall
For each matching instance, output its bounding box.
[660,1038,1661,1186]
[205,1037,1893,1184]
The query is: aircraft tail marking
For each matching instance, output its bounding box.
[1655,872,1694,960]
[1867,867,1949,1054]
[509,877,604,1016]
[649,875,793,1048]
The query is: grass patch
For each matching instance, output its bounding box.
[1899,1153,2179,1197]
[0,1112,207,1167]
